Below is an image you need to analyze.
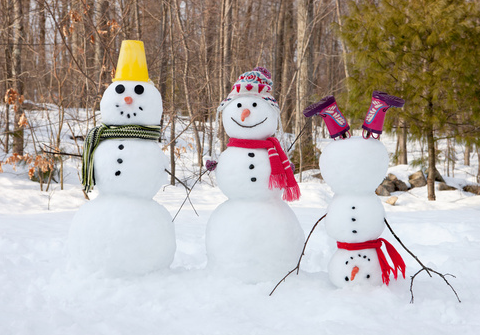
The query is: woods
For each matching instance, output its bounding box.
[1,0,479,200]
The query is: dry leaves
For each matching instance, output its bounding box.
[0,153,54,180]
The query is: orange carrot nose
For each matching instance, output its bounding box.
[124,96,133,104]
[350,266,359,281]
[240,109,251,121]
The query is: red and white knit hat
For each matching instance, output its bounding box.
[217,67,280,113]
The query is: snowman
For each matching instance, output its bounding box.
[206,67,305,283]
[304,92,405,287]
[68,40,176,276]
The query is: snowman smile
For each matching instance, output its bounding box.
[231,117,268,128]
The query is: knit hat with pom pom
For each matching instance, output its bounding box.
[217,67,280,113]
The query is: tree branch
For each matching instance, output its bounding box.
[270,214,327,296]
[385,218,461,303]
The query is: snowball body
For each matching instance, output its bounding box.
[206,199,304,283]
[68,196,175,276]
[222,96,278,140]
[325,194,385,243]
[320,137,388,194]
[94,139,168,199]
[328,249,383,288]
[100,81,163,125]
[216,147,281,201]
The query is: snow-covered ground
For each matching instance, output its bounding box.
[1,110,479,334]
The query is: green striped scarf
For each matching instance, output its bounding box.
[82,123,162,192]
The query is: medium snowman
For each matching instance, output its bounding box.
[206,67,305,283]
[68,40,176,276]
[304,92,405,287]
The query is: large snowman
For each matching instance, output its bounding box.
[206,67,305,283]
[304,92,405,287]
[68,40,176,276]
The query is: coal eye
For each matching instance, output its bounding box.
[115,84,125,94]
[134,85,144,95]
[252,102,257,107]
[237,103,242,108]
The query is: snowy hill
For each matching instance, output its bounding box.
[1,117,480,334]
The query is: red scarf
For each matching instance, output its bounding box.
[337,238,406,285]
[227,137,301,201]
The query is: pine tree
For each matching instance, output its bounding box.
[339,0,480,200]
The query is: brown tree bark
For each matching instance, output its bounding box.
[12,0,25,155]
[295,0,315,179]
[397,118,408,165]
[426,125,436,201]
[173,0,203,168]
[280,0,294,133]
[464,143,471,166]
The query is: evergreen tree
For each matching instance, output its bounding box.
[339,0,480,200]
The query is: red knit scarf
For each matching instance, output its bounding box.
[337,238,406,285]
[227,137,301,201]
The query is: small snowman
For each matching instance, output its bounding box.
[304,92,405,287]
[206,67,305,283]
[68,40,176,276]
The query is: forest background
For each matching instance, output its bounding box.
[1,0,480,201]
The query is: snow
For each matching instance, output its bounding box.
[1,121,480,334]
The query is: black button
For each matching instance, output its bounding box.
[249,164,254,169]
[251,177,257,182]
[115,171,121,176]
[119,144,124,150]
[352,218,356,222]
[117,158,123,164]
[248,153,255,157]
[352,230,358,234]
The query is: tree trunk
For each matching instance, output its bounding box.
[168,2,176,186]
[295,0,315,180]
[335,0,349,94]
[397,118,408,164]
[134,0,141,40]
[477,145,480,184]
[280,0,294,133]
[426,126,436,201]
[173,0,203,168]
[12,0,25,155]
[2,0,13,153]
[464,143,471,166]
[94,0,108,89]
[221,0,233,151]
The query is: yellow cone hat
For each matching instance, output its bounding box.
[113,40,149,82]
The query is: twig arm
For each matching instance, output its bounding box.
[270,214,327,296]
[385,218,460,303]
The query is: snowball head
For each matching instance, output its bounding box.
[328,249,383,288]
[216,147,282,201]
[325,193,385,243]
[206,198,305,283]
[68,195,176,276]
[222,96,278,140]
[100,80,163,125]
[94,139,168,198]
[320,136,389,194]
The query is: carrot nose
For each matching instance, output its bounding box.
[124,96,133,104]
[240,109,251,122]
[350,266,359,281]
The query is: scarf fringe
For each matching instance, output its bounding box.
[269,173,287,189]
[282,184,301,202]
